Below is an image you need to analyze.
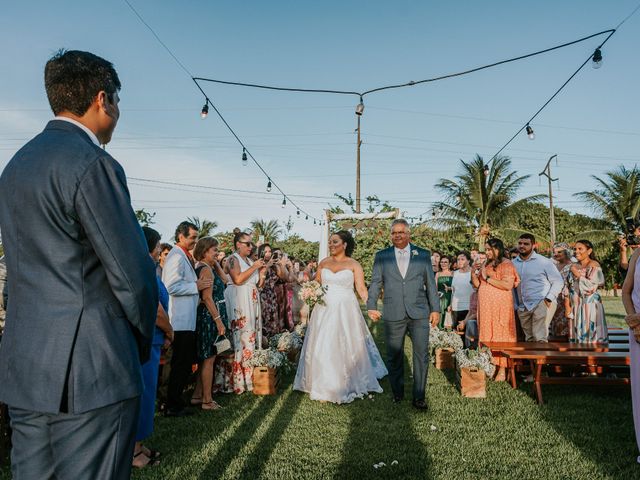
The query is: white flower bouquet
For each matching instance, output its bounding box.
[455,347,495,378]
[246,348,289,370]
[429,327,464,352]
[294,323,307,338]
[268,331,304,352]
[298,280,328,309]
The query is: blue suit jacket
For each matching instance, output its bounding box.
[0,120,158,414]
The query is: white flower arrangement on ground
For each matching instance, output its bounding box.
[269,331,303,352]
[298,280,328,309]
[429,327,464,352]
[455,347,496,378]
[246,348,289,370]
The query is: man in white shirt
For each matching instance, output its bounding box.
[162,221,211,416]
[513,234,564,342]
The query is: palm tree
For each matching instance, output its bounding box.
[187,216,218,238]
[574,165,640,233]
[250,218,283,244]
[432,154,545,249]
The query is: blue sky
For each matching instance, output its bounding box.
[1,1,639,242]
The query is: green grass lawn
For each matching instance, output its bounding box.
[1,296,636,479]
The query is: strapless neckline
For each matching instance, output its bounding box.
[321,268,353,276]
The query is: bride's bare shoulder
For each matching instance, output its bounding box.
[348,258,363,271]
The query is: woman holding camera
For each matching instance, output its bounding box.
[258,244,288,337]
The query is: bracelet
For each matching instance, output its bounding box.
[214,315,221,321]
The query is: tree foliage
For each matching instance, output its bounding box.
[134,208,156,227]
[187,216,218,238]
[250,219,283,244]
[432,155,545,249]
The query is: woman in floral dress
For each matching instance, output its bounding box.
[257,244,286,337]
[549,242,574,338]
[223,233,267,394]
[565,239,608,343]
[471,238,519,381]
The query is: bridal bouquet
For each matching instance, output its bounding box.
[455,347,495,378]
[269,331,304,352]
[299,280,328,309]
[429,327,464,352]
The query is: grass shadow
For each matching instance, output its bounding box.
[538,385,637,478]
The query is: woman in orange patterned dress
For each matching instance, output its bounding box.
[471,238,519,381]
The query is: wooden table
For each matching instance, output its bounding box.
[502,350,630,404]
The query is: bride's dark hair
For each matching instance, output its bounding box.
[333,230,356,257]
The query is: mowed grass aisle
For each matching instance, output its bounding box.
[0,298,636,479]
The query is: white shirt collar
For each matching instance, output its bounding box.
[54,116,101,147]
[395,244,411,255]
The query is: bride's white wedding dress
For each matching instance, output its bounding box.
[293,268,388,404]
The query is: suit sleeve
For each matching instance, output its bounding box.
[367,251,383,311]
[75,155,158,359]
[163,255,198,296]
[424,251,440,314]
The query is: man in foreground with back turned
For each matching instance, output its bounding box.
[0,50,158,479]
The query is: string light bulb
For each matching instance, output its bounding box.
[314,219,317,225]
[281,197,286,208]
[526,124,535,140]
[483,164,490,176]
[355,96,365,116]
[305,215,309,220]
[242,148,248,166]
[200,102,209,119]
[296,209,300,217]
[266,180,272,192]
[592,48,603,69]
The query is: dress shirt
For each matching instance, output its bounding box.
[513,251,564,311]
[394,245,410,278]
[54,116,100,146]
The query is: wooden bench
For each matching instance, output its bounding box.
[502,350,630,404]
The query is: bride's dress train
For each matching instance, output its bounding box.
[293,268,388,404]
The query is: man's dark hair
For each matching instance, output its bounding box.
[174,221,198,243]
[141,227,161,254]
[519,233,536,244]
[44,49,121,116]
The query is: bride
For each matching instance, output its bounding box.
[293,230,388,404]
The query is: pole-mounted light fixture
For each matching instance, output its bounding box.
[242,147,248,166]
[355,96,364,116]
[592,48,603,69]
[526,124,535,140]
[200,102,209,119]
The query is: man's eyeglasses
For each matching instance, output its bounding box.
[238,241,252,246]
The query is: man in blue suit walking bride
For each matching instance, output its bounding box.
[367,219,440,410]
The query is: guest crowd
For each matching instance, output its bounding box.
[127,221,316,467]
[432,233,608,382]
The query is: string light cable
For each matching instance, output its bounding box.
[192,29,616,100]
[122,0,320,222]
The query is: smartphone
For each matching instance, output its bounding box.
[259,235,265,243]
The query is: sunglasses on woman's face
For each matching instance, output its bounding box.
[238,241,252,247]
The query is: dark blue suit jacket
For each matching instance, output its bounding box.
[0,120,158,414]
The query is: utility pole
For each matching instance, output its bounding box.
[539,154,558,245]
[355,97,364,213]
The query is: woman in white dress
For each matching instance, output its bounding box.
[224,232,268,394]
[294,230,388,404]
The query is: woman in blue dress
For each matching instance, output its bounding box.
[133,227,174,469]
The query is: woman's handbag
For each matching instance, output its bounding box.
[213,335,231,355]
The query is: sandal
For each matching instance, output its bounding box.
[201,400,222,410]
[141,446,161,459]
[133,451,161,468]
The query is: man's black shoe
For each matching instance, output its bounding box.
[392,396,403,404]
[412,399,428,410]
[164,408,194,418]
